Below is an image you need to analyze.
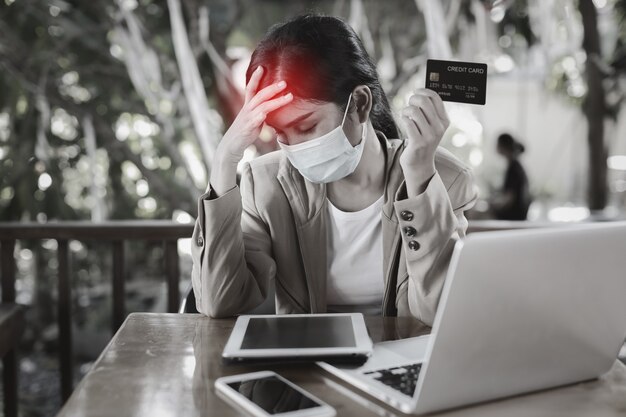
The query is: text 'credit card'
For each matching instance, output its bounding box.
[425,59,488,105]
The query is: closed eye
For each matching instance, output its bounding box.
[275,124,315,139]
[296,125,315,134]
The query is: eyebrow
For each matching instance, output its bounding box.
[271,111,314,129]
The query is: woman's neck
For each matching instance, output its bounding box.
[342,121,384,186]
[327,121,386,204]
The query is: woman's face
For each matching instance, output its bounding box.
[264,97,360,147]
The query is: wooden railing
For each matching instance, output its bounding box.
[0,219,566,408]
[0,221,194,404]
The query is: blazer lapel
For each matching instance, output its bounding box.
[276,156,328,313]
[381,134,405,315]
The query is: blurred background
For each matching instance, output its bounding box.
[1,0,626,415]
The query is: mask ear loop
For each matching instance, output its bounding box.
[340,93,353,128]
[341,92,368,147]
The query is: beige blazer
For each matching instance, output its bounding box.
[190,130,478,326]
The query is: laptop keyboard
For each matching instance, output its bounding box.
[363,363,422,397]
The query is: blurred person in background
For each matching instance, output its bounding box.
[190,14,478,325]
[490,133,531,221]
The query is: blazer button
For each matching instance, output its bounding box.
[408,240,420,251]
[400,210,414,221]
[197,236,204,246]
[403,226,417,237]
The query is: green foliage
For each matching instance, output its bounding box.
[0,1,203,221]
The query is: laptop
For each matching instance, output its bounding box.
[318,221,626,414]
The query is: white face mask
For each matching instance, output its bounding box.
[277,93,367,184]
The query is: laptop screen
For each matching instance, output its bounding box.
[241,316,357,349]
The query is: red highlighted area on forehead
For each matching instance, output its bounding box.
[249,46,329,103]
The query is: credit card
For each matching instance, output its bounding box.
[425,59,488,105]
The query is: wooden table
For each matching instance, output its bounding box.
[57,313,626,417]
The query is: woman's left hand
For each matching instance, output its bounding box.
[399,88,451,194]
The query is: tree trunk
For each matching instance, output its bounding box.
[579,0,608,211]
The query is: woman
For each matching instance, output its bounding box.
[491,133,531,221]
[190,14,478,326]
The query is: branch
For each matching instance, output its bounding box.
[349,0,376,56]
[197,5,244,124]
[2,54,198,215]
[110,11,202,193]
[167,0,221,171]
[82,114,108,221]
[414,0,453,59]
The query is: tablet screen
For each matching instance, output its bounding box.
[240,316,357,349]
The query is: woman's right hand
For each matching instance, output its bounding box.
[218,65,293,163]
[209,66,293,196]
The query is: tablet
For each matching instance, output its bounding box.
[222,313,373,364]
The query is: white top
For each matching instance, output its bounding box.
[326,194,385,316]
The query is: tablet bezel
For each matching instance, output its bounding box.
[222,313,373,359]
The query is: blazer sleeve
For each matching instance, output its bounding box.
[392,167,478,325]
[190,162,276,318]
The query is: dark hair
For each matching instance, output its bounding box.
[246,14,399,139]
[497,133,525,155]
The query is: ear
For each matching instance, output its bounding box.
[351,85,372,124]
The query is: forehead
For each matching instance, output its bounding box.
[265,98,338,128]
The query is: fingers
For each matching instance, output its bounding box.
[417,88,450,127]
[244,92,293,133]
[401,114,422,141]
[402,106,429,137]
[408,94,445,135]
[251,111,267,126]
[255,92,293,115]
[245,66,264,104]
[248,80,288,109]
